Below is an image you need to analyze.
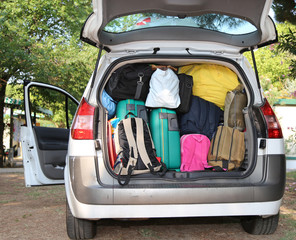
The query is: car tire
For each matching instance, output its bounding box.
[240,212,279,235]
[66,201,97,239]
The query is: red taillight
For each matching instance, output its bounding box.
[71,97,95,140]
[260,100,283,138]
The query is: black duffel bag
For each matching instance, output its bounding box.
[105,64,154,102]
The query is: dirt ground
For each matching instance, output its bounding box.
[0,172,295,240]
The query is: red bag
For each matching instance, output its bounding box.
[107,121,117,169]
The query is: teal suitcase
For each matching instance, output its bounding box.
[116,99,149,124]
[149,108,181,170]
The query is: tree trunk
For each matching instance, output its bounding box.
[0,76,8,167]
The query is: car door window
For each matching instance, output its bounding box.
[67,96,78,128]
[29,85,77,129]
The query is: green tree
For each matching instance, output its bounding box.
[0,0,95,167]
[272,0,296,25]
[244,23,296,104]
[277,27,296,81]
[272,1,296,92]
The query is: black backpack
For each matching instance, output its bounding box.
[114,117,167,186]
[105,64,154,101]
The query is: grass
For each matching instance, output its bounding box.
[55,207,64,215]
[0,199,17,204]
[24,185,64,199]
[138,228,157,238]
[280,214,296,240]
[286,171,296,179]
[280,171,296,240]
[0,191,10,195]
[25,190,41,199]
[46,186,65,195]
[22,214,32,219]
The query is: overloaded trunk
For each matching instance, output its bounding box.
[100,58,254,179]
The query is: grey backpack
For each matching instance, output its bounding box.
[114,117,167,186]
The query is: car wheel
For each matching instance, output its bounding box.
[240,212,279,235]
[66,201,97,239]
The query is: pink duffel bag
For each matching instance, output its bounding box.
[180,134,211,172]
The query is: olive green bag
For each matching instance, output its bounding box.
[224,84,247,131]
[208,126,245,171]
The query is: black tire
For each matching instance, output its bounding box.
[66,201,97,239]
[241,212,279,235]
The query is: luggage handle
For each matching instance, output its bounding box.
[159,112,179,131]
[125,112,137,119]
[137,105,149,123]
[125,104,149,123]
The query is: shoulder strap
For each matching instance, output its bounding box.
[215,126,224,161]
[122,118,138,170]
[117,118,138,186]
[135,118,166,175]
[135,118,153,168]
[118,165,134,186]
[135,118,167,177]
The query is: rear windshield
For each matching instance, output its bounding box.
[104,13,257,35]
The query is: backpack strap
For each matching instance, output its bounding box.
[135,118,166,175]
[135,118,151,167]
[118,165,135,186]
[117,118,138,186]
[224,127,236,170]
[215,126,223,161]
[135,118,162,174]
[123,118,138,171]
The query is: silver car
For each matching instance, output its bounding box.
[21,0,286,239]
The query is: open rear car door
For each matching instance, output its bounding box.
[21,82,79,186]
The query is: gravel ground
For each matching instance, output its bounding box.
[0,171,295,240]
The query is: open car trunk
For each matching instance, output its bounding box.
[99,56,257,183]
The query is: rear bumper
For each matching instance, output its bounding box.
[65,154,285,219]
[67,198,282,220]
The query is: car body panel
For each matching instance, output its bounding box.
[65,153,285,219]
[67,153,285,205]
